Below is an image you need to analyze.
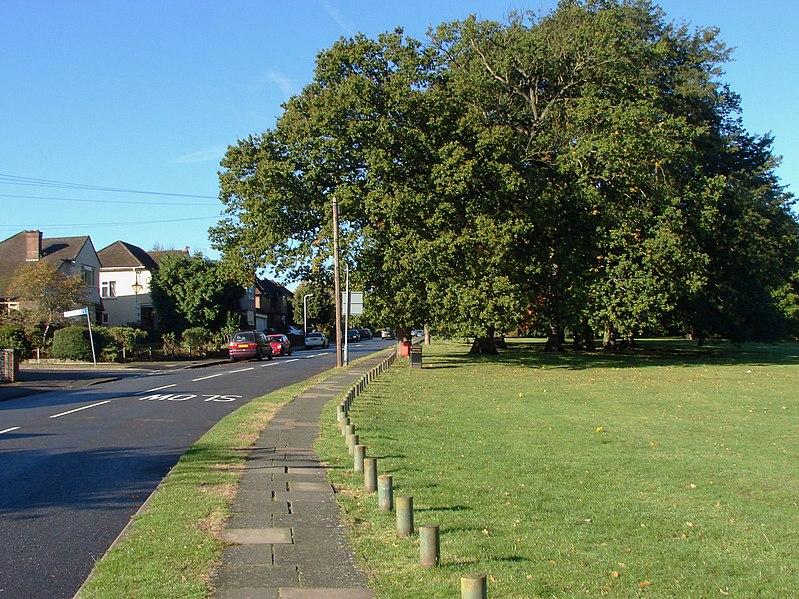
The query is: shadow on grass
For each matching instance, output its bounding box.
[424,338,799,371]
[415,505,471,512]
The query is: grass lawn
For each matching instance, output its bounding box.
[317,339,799,598]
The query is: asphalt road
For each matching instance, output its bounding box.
[0,340,392,599]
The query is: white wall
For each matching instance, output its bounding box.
[99,267,153,326]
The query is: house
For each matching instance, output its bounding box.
[256,277,294,331]
[97,241,188,328]
[0,230,101,317]
[237,276,294,331]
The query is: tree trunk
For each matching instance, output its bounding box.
[572,321,595,351]
[469,325,498,354]
[424,323,431,346]
[544,323,565,352]
[603,324,617,350]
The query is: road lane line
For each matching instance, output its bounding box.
[145,384,176,392]
[192,372,226,381]
[258,362,277,368]
[49,400,112,419]
[284,358,300,363]
[0,426,20,435]
[230,367,254,373]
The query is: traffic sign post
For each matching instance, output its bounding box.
[63,307,96,365]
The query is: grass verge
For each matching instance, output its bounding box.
[317,339,799,598]
[78,364,348,599]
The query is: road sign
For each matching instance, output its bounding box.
[63,307,89,318]
[342,291,364,315]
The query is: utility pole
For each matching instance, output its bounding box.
[332,197,343,367]
[344,265,350,365]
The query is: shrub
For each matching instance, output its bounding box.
[51,326,97,361]
[99,326,147,361]
[0,324,31,356]
[182,327,210,355]
[161,332,178,355]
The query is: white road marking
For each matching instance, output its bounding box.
[0,426,20,435]
[284,358,300,363]
[230,367,254,373]
[258,362,277,368]
[145,384,176,392]
[50,400,112,419]
[192,372,226,381]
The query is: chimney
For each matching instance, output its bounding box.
[24,230,42,261]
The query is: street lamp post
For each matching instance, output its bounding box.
[303,293,314,336]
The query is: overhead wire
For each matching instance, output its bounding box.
[0,172,218,199]
[0,193,219,207]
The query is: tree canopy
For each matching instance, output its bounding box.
[150,254,244,334]
[211,0,798,350]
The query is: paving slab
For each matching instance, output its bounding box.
[221,528,293,544]
[213,351,391,597]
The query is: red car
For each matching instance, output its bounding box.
[267,334,292,356]
[228,330,273,362]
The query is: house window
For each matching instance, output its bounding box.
[82,265,95,287]
[101,312,109,324]
[101,281,116,298]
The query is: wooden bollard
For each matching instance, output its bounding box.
[354,444,365,472]
[344,423,354,439]
[336,406,345,423]
[364,457,377,493]
[339,417,350,435]
[420,524,440,567]
[461,574,487,599]
[396,496,413,537]
[347,433,359,456]
[378,474,393,511]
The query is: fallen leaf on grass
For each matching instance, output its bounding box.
[639,581,653,588]
[610,571,620,578]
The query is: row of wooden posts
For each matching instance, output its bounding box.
[336,350,488,599]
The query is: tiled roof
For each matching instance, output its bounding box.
[40,236,90,265]
[148,249,189,264]
[98,241,159,270]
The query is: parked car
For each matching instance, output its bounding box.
[380,328,395,339]
[228,330,273,362]
[304,331,329,349]
[347,329,361,342]
[267,334,292,356]
[411,329,423,337]
[285,325,306,349]
[358,328,373,340]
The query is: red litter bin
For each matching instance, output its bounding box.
[399,340,411,357]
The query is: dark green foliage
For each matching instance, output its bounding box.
[182,327,211,355]
[0,324,31,356]
[211,0,798,345]
[51,326,96,361]
[150,254,244,334]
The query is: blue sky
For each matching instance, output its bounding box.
[1,0,796,267]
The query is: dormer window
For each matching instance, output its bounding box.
[82,265,95,287]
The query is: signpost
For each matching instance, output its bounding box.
[342,280,364,365]
[63,307,96,365]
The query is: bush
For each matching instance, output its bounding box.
[161,331,178,356]
[99,326,147,361]
[0,323,31,356]
[182,327,211,355]
[52,326,97,361]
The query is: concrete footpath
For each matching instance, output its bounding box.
[212,354,388,599]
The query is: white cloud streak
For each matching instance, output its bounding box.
[320,0,355,36]
[174,146,226,164]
